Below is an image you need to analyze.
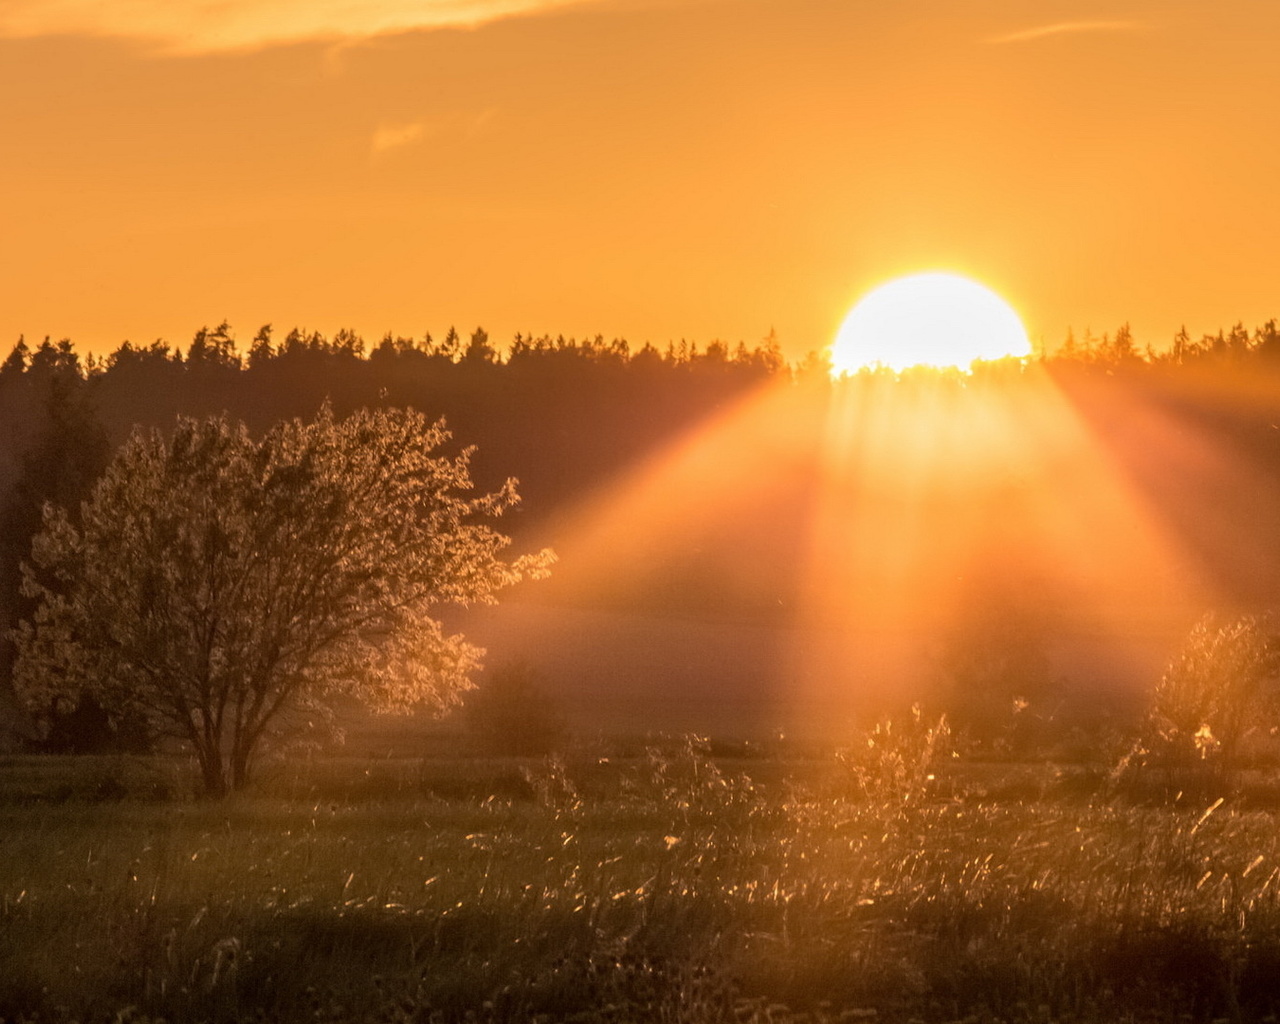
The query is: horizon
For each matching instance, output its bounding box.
[8,313,1280,368]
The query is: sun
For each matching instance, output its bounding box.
[830,273,1032,374]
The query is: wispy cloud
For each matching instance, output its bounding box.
[986,20,1142,45]
[0,0,600,54]
[372,121,427,156]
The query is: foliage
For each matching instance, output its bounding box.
[14,320,1280,752]
[463,660,568,756]
[1155,613,1276,762]
[836,703,952,810]
[13,320,1280,685]
[13,406,553,796]
[40,694,142,755]
[0,342,109,709]
[628,732,766,828]
[1117,613,1280,794]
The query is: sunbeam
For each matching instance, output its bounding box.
[462,360,1255,742]
[784,363,1217,738]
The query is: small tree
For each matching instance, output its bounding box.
[1125,613,1280,785]
[13,406,552,796]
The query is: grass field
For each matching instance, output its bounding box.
[3,745,1280,1023]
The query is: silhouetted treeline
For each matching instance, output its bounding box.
[1049,319,1280,370]
[2,324,785,511]
[7,317,1280,600]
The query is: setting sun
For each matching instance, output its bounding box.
[830,273,1032,374]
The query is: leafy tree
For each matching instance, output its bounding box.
[248,324,274,368]
[1257,319,1280,362]
[1125,613,1280,783]
[185,321,241,371]
[14,406,553,796]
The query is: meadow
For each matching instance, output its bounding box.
[3,742,1280,1024]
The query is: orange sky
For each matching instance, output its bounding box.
[3,0,1279,362]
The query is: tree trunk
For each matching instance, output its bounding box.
[199,753,228,799]
[230,740,252,792]
[193,738,228,798]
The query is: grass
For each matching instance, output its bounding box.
[4,747,1280,1022]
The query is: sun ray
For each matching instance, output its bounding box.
[463,354,1242,744]
[783,364,1217,738]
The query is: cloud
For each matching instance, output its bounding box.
[0,0,601,54]
[372,121,427,155]
[986,20,1142,45]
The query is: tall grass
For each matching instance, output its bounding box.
[4,749,1280,1022]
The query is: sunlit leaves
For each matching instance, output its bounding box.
[1122,612,1280,787]
[14,405,553,794]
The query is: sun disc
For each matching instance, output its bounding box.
[830,273,1031,374]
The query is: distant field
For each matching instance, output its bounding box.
[3,750,1280,1023]
[455,600,1178,743]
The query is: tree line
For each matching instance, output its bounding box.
[7,318,1280,772]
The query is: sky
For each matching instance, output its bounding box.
[3,0,1280,362]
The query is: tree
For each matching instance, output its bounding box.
[0,356,110,745]
[13,406,553,796]
[0,337,30,378]
[1126,613,1280,785]
[463,327,497,364]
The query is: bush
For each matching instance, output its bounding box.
[836,704,952,810]
[1117,612,1280,795]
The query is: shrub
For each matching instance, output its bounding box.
[836,703,952,810]
[1117,612,1280,794]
